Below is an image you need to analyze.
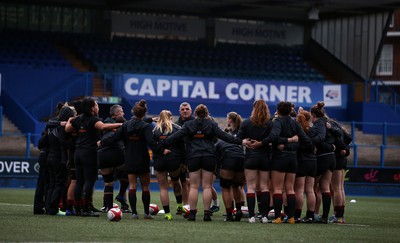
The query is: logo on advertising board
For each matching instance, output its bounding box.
[347,167,400,184]
[34,163,40,173]
[120,74,347,117]
[323,85,342,107]
[0,158,39,177]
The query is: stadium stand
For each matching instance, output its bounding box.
[71,36,329,82]
[0,31,74,71]
[0,30,328,83]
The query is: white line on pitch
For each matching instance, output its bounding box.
[0,202,33,207]
[336,223,369,227]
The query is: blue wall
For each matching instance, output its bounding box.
[348,102,400,135]
[0,66,79,106]
[0,67,93,143]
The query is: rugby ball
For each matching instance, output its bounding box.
[267,209,286,220]
[182,204,190,218]
[149,203,159,215]
[232,206,249,218]
[107,208,123,222]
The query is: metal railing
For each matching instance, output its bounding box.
[29,73,93,120]
[0,132,41,158]
[347,121,400,168]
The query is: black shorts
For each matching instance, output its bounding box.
[97,149,125,170]
[154,157,181,172]
[187,156,216,173]
[181,158,187,166]
[221,157,245,172]
[316,153,336,176]
[244,156,271,171]
[271,152,297,173]
[296,158,317,177]
[74,149,97,170]
[125,160,150,175]
[334,154,346,170]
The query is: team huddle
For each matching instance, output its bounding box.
[33,97,351,224]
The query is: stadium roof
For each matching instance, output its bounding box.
[8,0,400,23]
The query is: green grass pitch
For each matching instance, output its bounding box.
[0,188,399,242]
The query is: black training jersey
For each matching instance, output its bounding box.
[71,114,101,151]
[164,118,240,159]
[308,118,326,151]
[329,119,351,159]
[237,119,272,157]
[152,123,185,161]
[297,126,317,161]
[101,117,157,167]
[175,115,195,127]
[97,116,125,152]
[311,117,337,155]
[46,123,62,162]
[268,115,313,154]
[215,129,245,161]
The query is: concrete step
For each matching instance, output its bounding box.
[0,115,39,157]
[343,124,400,146]
[2,115,21,133]
[92,76,112,96]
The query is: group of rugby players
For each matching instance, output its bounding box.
[34,97,351,224]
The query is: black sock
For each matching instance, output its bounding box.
[259,191,269,217]
[273,194,283,219]
[306,210,314,219]
[246,193,256,217]
[104,185,114,210]
[336,206,343,218]
[163,205,170,214]
[128,189,137,214]
[334,206,340,217]
[204,210,211,220]
[295,208,302,219]
[226,207,233,216]
[118,180,129,197]
[175,195,183,204]
[142,191,150,215]
[322,192,331,219]
[286,194,296,218]
[256,191,262,213]
[82,198,90,212]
